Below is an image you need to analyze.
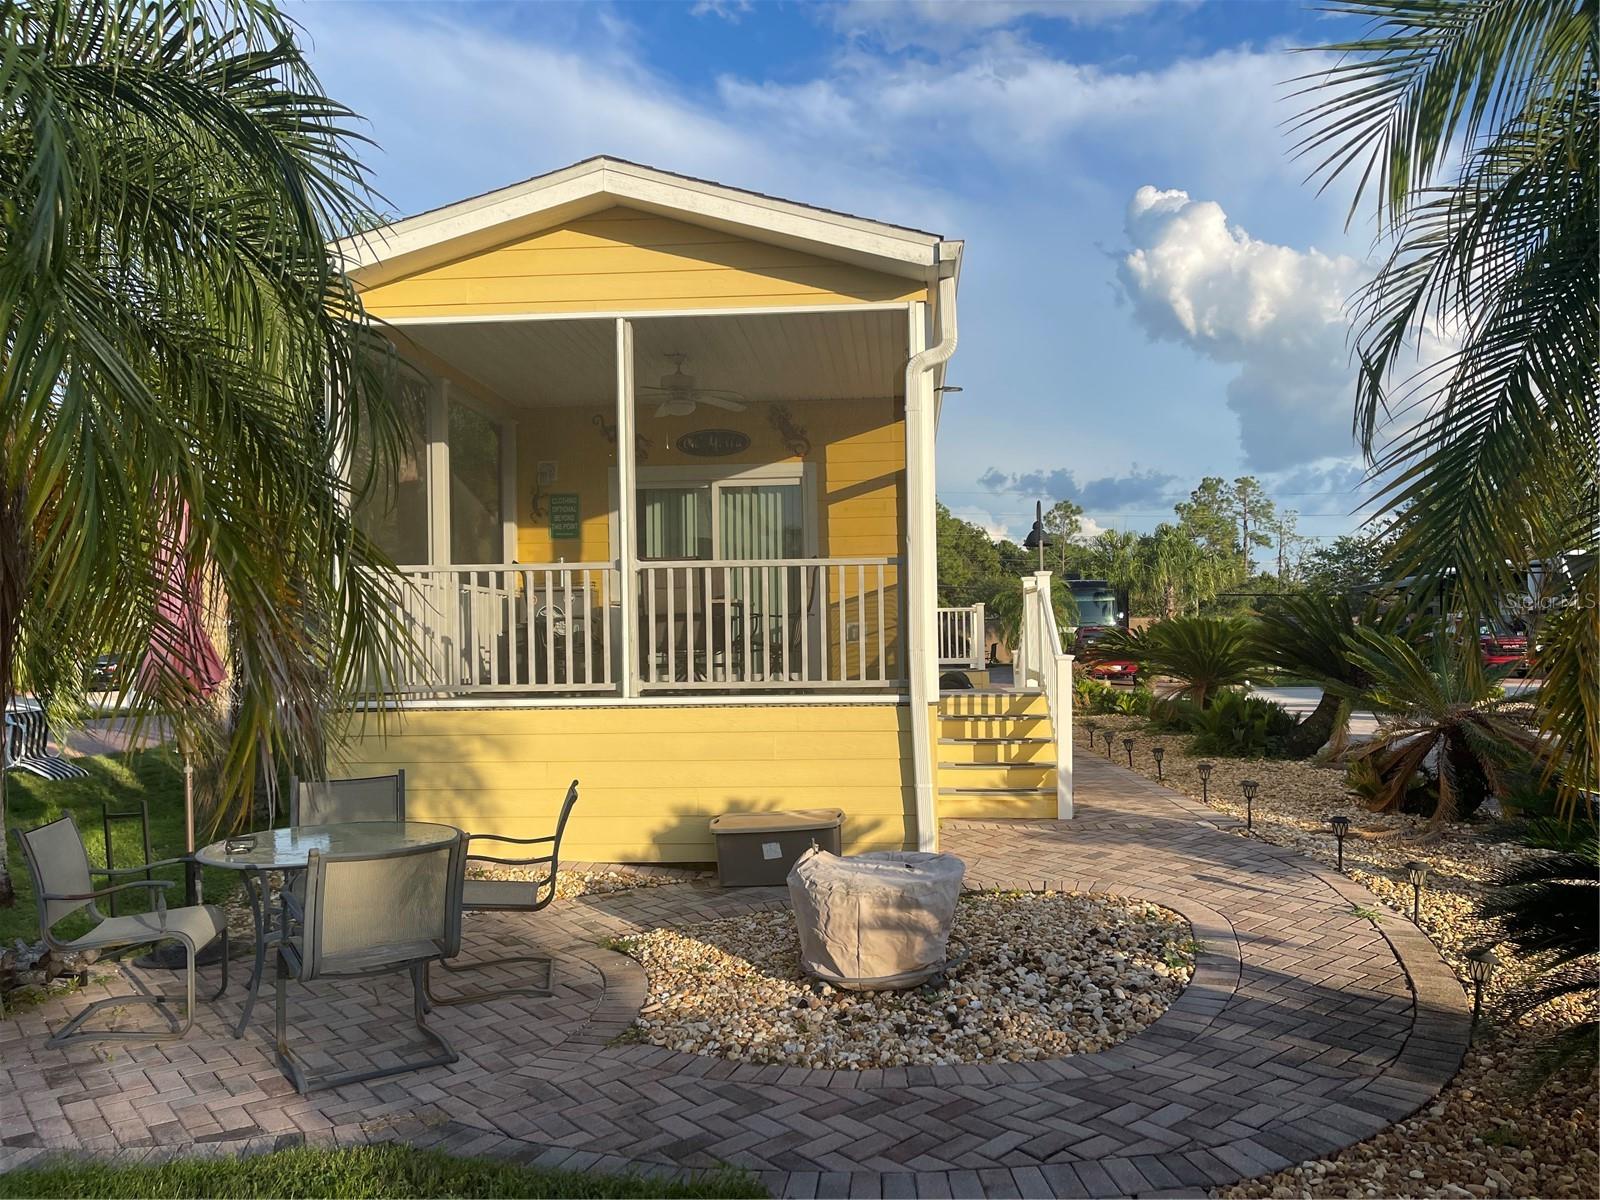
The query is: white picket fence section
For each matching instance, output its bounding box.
[1015,572,1074,819]
[935,603,985,670]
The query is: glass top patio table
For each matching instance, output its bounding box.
[195,821,459,870]
[194,821,460,1039]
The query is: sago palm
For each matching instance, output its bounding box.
[1251,591,1400,758]
[1088,616,1256,708]
[1294,0,1598,817]
[1336,627,1540,827]
[1479,818,1598,1079]
[0,0,416,902]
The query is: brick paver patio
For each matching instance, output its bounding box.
[0,754,1470,1197]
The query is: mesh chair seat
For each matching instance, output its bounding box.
[462,877,544,911]
[64,904,224,953]
[14,815,228,1047]
[424,781,579,1008]
[274,833,464,1094]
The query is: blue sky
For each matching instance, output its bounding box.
[295,0,1387,548]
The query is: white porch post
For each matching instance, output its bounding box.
[499,417,519,563]
[905,302,938,852]
[425,377,451,566]
[615,318,637,698]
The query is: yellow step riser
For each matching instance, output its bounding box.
[936,765,1056,791]
[938,693,1049,718]
[938,740,1054,765]
[937,792,1057,820]
[939,717,1052,740]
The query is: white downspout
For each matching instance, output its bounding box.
[905,270,958,852]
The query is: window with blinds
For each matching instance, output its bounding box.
[637,480,804,561]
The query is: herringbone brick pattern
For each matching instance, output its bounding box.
[0,754,1469,1198]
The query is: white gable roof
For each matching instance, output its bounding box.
[336,156,961,289]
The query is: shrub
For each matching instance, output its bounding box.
[1188,691,1296,758]
[1148,696,1202,733]
[1073,676,1113,712]
[1110,684,1153,717]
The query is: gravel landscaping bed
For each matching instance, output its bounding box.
[1074,717,1599,1200]
[615,890,1196,1069]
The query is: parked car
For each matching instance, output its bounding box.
[86,653,124,692]
[1478,620,1528,675]
[1074,628,1139,684]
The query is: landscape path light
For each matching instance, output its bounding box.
[1122,736,1136,768]
[1465,948,1498,1039]
[1151,744,1165,781]
[1330,814,1351,871]
[1240,779,1259,832]
[1196,762,1214,803]
[1404,861,1429,924]
[1101,728,1116,759]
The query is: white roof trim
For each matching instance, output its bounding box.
[336,157,956,287]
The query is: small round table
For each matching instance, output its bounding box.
[196,821,459,1037]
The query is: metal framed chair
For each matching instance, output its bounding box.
[274,833,465,1094]
[15,815,228,1047]
[424,780,579,1007]
[288,770,405,826]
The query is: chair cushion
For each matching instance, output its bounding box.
[463,878,542,911]
[64,904,224,952]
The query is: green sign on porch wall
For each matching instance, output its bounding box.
[549,493,581,540]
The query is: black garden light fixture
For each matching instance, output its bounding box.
[1404,861,1429,924]
[1330,814,1351,871]
[1022,500,1055,572]
[1465,948,1498,1037]
[1196,761,1214,802]
[1101,728,1116,758]
[1085,720,1099,748]
[1240,779,1259,831]
[1151,744,1165,781]
[1122,736,1136,767]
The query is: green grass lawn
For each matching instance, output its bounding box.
[0,1146,766,1199]
[2,748,238,945]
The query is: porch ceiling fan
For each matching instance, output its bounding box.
[638,353,746,418]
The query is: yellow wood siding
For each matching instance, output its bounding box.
[361,207,924,319]
[335,704,918,862]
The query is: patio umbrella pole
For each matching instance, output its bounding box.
[137,745,224,969]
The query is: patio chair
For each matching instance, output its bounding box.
[274,833,465,1093]
[424,780,579,1007]
[15,815,228,1047]
[288,770,405,826]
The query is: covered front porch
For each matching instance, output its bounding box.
[362,304,924,701]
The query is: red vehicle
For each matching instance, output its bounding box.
[1067,579,1137,682]
[1479,619,1528,675]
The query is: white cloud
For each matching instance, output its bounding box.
[1116,186,1370,470]
[830,0,1180,49]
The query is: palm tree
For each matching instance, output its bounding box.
[1251,592,1400,758]
[1088,616,1256,708]
[0,0,416,902]
[1335,627,1540,828]
[1294,0,1597,816]
[1479,819,1598,1079]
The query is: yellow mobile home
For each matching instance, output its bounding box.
[335,157,1066,862]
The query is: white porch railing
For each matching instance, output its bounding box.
[386,564,618,694]
[936,603,985,670]
[1015,572,1074,819]
[636,557,902,689]
[378,557,904,696]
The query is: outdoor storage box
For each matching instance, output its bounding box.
[709,808,845,887]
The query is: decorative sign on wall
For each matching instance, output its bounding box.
[675,428,750,457]
[549,493,581,540]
